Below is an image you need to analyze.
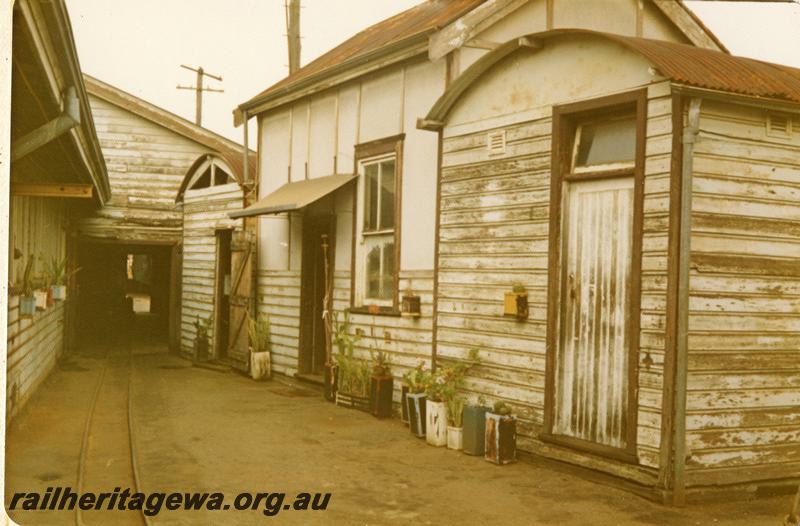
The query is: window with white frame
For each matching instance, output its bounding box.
[356,154,398,306]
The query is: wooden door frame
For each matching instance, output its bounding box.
[168,240,182,353]
[298,212,336,375]
[542,88,647,463]
[213,228,233,359]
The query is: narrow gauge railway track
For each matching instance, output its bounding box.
[75,343,149,526]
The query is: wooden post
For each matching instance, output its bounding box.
[287,0,301,74]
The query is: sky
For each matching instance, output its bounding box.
[64,0,800,146]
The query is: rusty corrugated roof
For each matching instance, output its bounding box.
[600,31,800,104]
[240,0,485,112]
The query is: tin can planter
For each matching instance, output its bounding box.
[401,294,421,318]
[406,392,426,438]
[485,413,517,465]
[324,363,338,402]
[370,375,393,418]
[400,384,409,424]
[447,426,463,450]
[34,290,48,311]
[335,392,370,412]
[426,400,448,447]
[462,405,489,455]
[51,285,67,301]
[19,296,37,318]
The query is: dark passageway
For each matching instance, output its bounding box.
[76,241,175,351]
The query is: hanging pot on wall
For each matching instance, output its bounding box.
[19,296,37,318]
[51,285,67,301]
[426,400,448,447]
[34,289,48,311]
[406,392,427,438]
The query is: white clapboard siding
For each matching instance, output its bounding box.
[80,95,214,243]
[179,183,244,355]
[436,90,673,467]
[685,99,800,486]
[6,196,69,421]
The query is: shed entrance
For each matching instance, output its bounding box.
[76,240,178,351]
[299,214,335,377]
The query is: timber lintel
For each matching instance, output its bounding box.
[11,182,94,199]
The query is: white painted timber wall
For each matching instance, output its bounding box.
[6,196,68,421]
[180,183,244,355]
[686,100,800,486]
[437,36,671,485]
[256,57,445,389]
[79,95,213,243]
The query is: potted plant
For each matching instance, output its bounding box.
[485,401,517,465]
[462,395,490,456]
[504,283,529,321]
[193,315,213,362]
[333,313,370,411]
[47,256,79,302]
[18,256,36,318]
[335,355,371,412]
[33,271,48,311]
[440,348,479,450]
[425,369,448,447]
[248,313,271,380]
[369,349,393,419]
[329,312,360,403]
[446,396,465,450]
[403,363,429,438]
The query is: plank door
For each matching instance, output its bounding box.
[227,228,254,371]
[299,216,334,376]
[554,176,634,449]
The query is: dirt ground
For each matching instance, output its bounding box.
[4,345,793,525]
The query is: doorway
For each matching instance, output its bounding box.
[215,229,232,360]
[299,214,335,376]
[553,177,635,449]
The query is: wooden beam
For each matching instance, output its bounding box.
[429,0,530,60]
[11,183,93,199]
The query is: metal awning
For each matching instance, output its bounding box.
[229,173,356,218]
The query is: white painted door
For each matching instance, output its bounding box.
[554,176,634,449]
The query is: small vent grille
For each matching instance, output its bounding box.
[767,112,792,138]
[487,130,506,155]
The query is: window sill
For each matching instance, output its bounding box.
[348,305,402,317]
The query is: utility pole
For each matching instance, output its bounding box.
[285,0,301,74]
[176,65,223,126]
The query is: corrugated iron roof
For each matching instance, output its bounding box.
[239,0,485,112]
[600,31,800,104]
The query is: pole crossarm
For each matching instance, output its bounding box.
[176,64,224,125]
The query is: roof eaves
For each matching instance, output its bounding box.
[84,74,253,159]
[237,30,433,120]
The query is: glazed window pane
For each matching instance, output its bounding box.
[574,116,636,169]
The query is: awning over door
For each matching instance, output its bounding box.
[229,173,355,218]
